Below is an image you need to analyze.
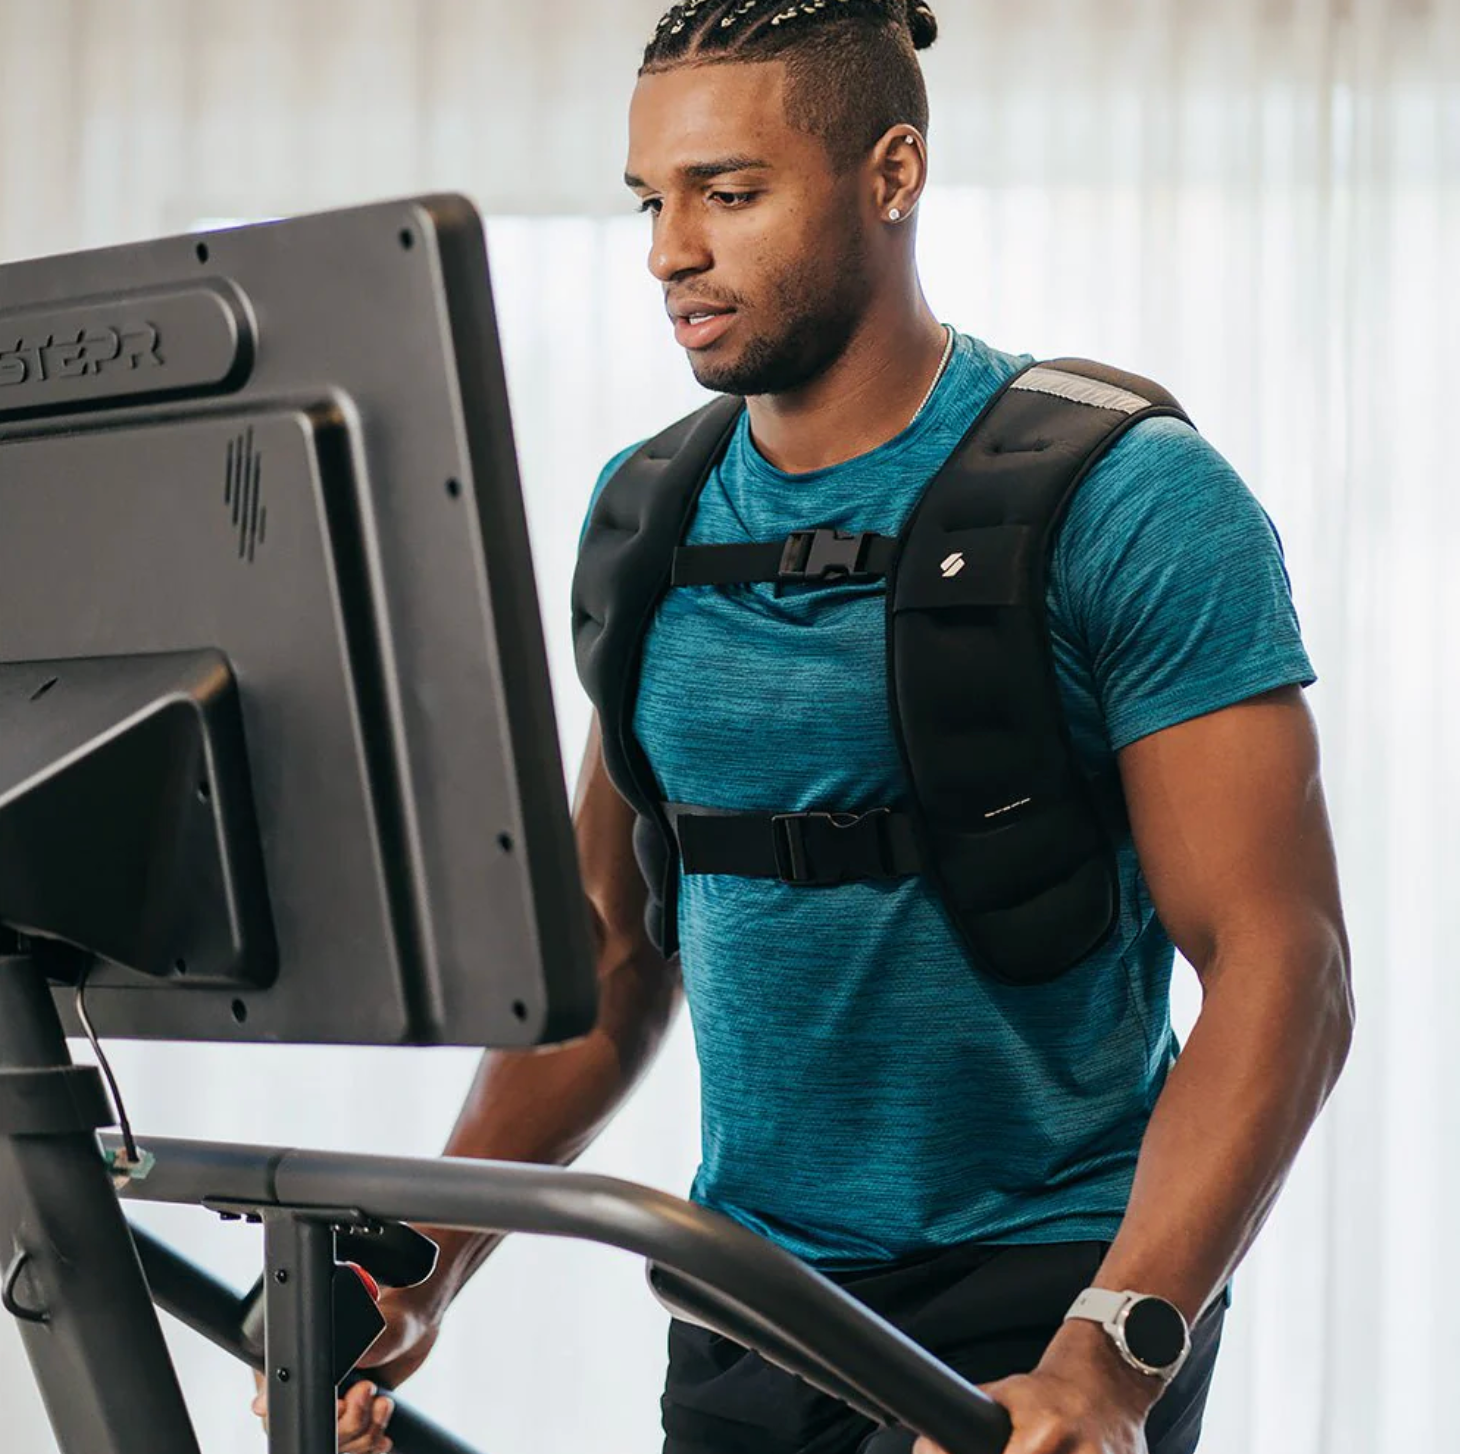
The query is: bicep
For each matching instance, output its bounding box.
[1117,686,1347,976]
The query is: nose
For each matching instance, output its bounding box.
[647,200,711,284]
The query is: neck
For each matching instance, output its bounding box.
[743,285,947,475]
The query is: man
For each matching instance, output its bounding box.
[254,2,1352,1451]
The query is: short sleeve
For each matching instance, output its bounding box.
[578,441,644,552]
[1053,416,1316,753]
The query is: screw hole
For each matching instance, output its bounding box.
[231,999,248,1024]
[197,779,211,802]
[399,228,414,250]
[445,477,461,499]
[497,832,513,853]
[512,1000,528,1021]
[196,241,209,264]
[29,677,58,702]
[174,958,187,976]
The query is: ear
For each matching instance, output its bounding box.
[869,124,928,226]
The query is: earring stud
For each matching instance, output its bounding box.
[889,207,902,222]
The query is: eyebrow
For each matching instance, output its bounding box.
[623,156,772,189]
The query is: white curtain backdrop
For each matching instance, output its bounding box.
[0,2,1456,1451]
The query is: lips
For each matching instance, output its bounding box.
[669,302,737,351]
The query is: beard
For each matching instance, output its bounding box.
[686,231,871,398]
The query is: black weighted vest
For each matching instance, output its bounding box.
[571,359,1191,985]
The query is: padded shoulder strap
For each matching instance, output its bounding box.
[1014,359,1187,419]
[572,394,743,734]
[889,358,1191,984]
[570,395,744,955]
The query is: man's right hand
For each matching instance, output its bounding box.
[249,1287,441,1452]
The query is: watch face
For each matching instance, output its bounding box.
[1123,1297,1188,1371]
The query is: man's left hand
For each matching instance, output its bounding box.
[912,1319,1160,1454]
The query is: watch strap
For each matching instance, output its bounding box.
[1065,1287,1130,1328]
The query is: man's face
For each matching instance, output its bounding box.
[626,61,873,397]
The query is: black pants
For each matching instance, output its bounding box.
[662,1241,1225,1454]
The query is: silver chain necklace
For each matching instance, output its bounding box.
[910,325,956,425]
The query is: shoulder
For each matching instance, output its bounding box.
[577,440,647,551]
[1055,415,1288,608]
[1082,413,1245,510]
[1049,413,1314,749]
[594,440,646,498]
[588,397,745,504]
[592,436,659,508]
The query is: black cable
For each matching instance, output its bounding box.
[74,966,140,1167]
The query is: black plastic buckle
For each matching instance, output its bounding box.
[778,529,875,584]
[770,809,893,886]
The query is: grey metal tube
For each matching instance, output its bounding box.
[106,1135,1012,1454]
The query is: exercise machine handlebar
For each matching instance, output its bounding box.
[104,1134,1013,1454]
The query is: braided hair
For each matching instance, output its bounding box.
[639,0,940,170]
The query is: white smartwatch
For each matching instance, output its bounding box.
[1064,1288,1192,1383]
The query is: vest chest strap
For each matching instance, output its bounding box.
[671,529,898,589]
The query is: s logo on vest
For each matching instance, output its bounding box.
[940,552,966,579]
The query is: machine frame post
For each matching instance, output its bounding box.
[0,952,200,1454]
[263,1214,340,1454]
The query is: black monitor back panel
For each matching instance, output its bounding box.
[0,196,597,1048]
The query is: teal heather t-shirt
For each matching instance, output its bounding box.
[583,331,1315,1269]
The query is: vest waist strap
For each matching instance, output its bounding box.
[666,804,921,886]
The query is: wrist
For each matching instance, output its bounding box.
[1039,1317,1165,1418]
[392,1227,497,1319]
[379,1277,443,1325]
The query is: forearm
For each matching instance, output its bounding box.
[927,696,1357,1452]
[1015,918,1353,1430]
[410,929,680,1313]
[1093,917,1353,1324]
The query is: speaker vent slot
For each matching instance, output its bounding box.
[223,428,266,562]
